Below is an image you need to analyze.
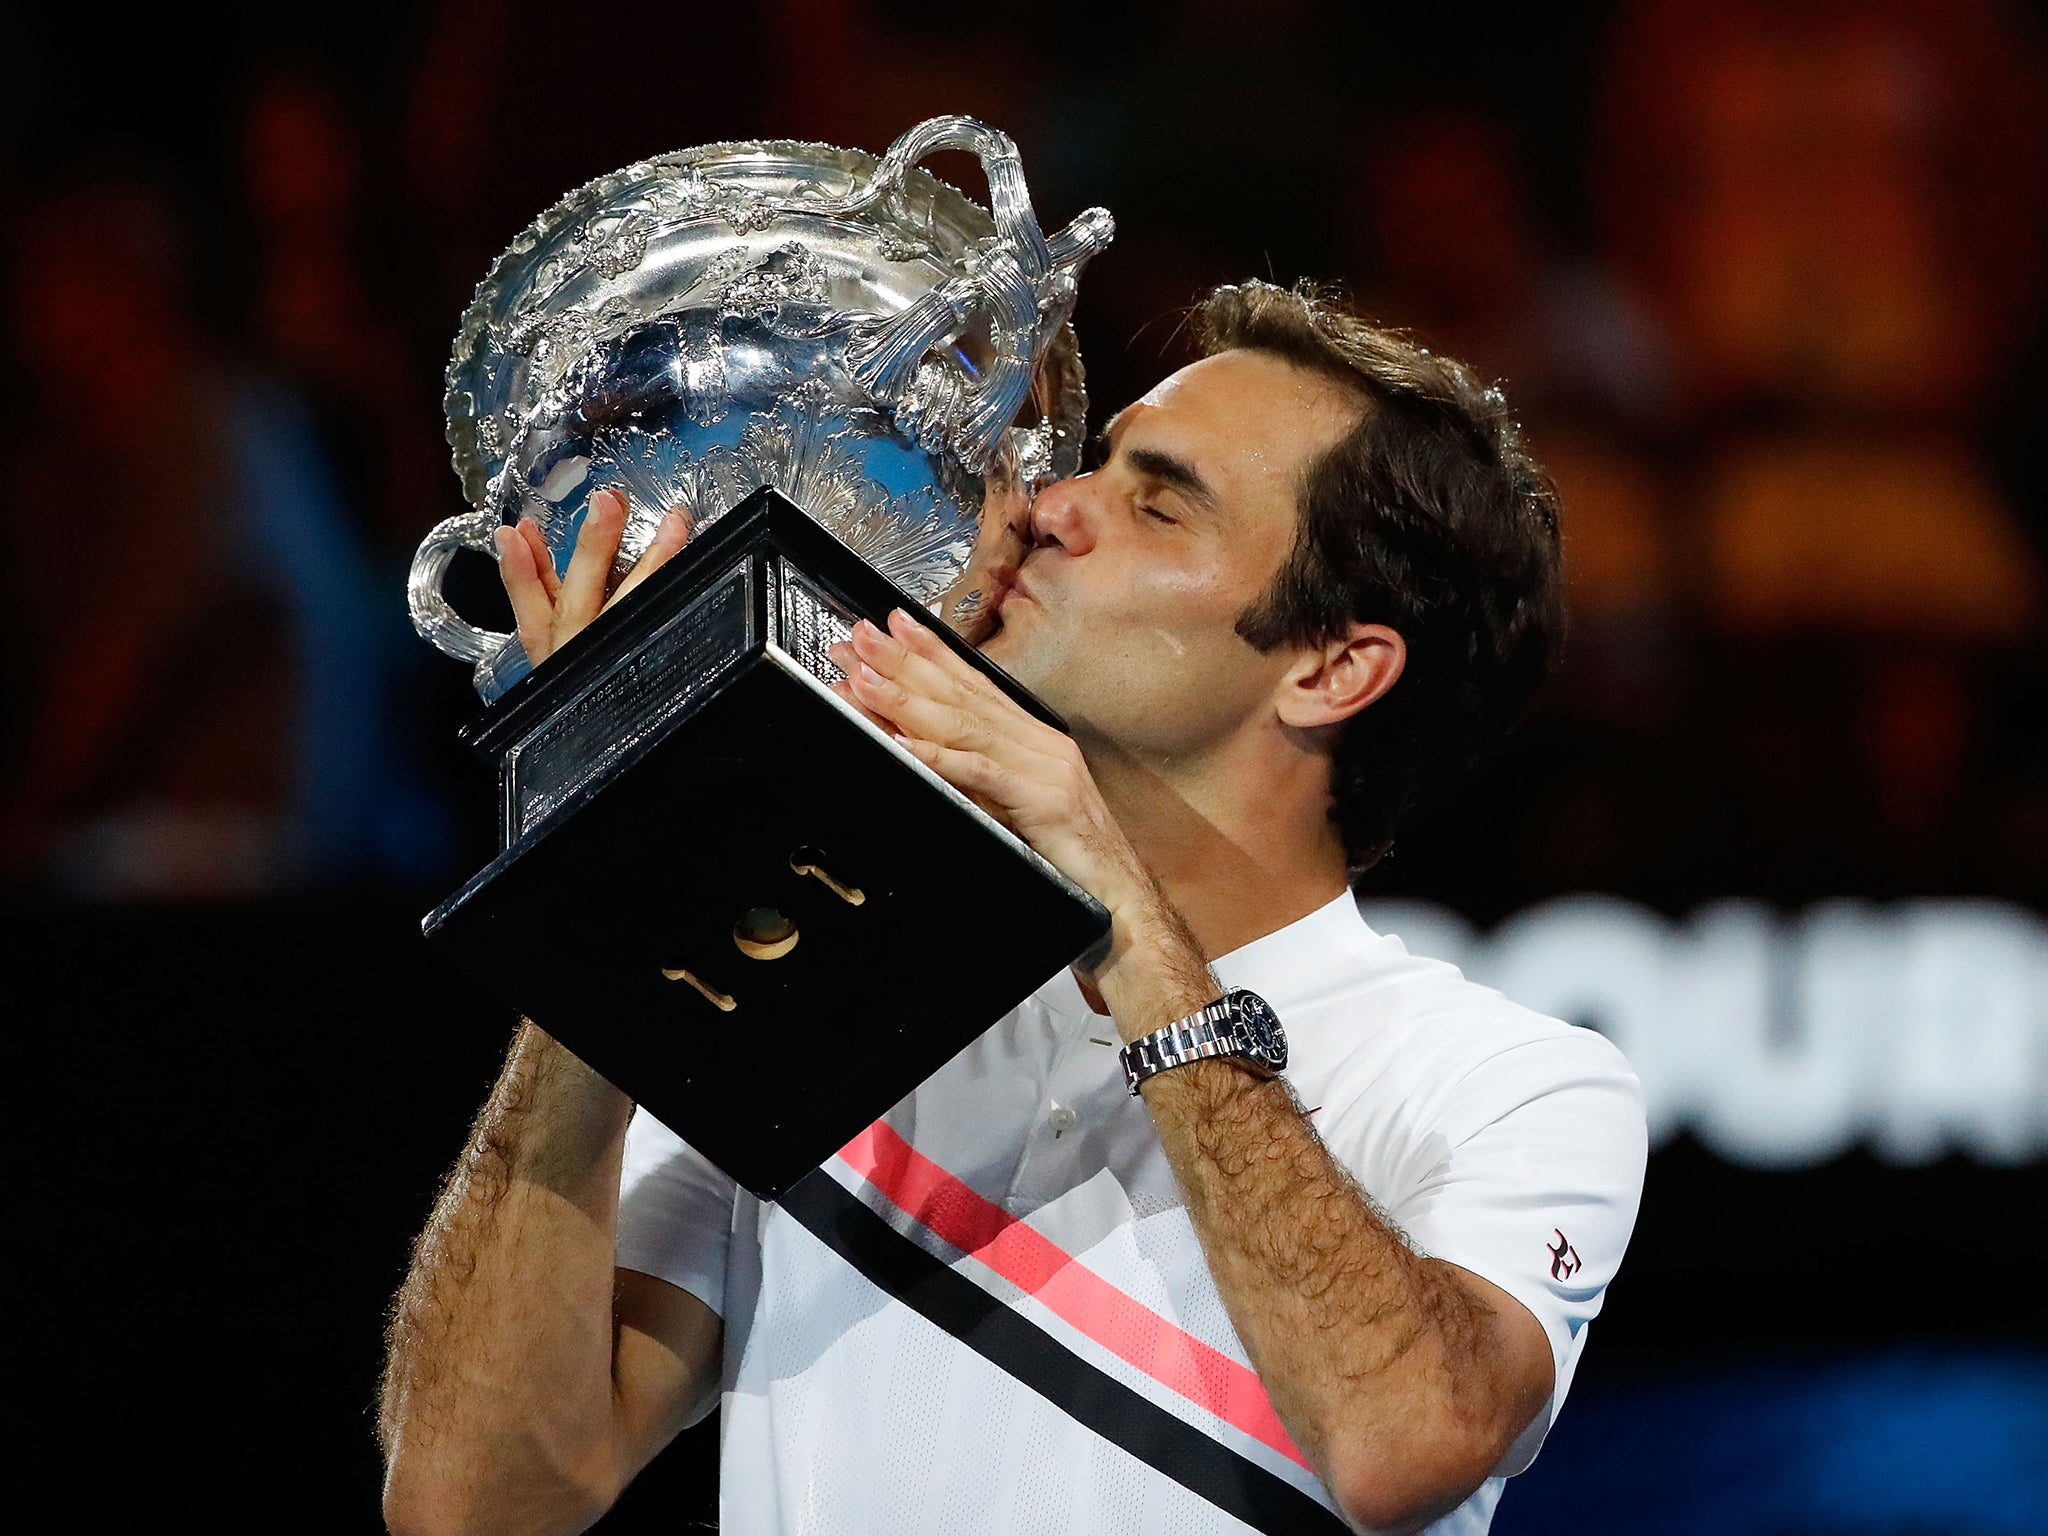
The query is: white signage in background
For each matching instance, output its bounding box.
[1355,896,2048,1169]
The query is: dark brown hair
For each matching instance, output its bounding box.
[1196,280,1565,876]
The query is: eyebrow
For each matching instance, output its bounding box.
[1095,407,1224,517]
[1123,445,1221,515]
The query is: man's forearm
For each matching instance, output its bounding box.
[379,1024,636,1536]
[1140,1062,1518,1526]
[1093,904,1527,1531]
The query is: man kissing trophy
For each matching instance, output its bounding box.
[385,114,1646,1536]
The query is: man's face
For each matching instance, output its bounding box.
[980,349,1361,762]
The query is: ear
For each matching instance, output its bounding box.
[1273,622,1405,730]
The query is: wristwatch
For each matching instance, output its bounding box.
[1119,988,1288,1096]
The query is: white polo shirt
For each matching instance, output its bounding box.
[617,890,1647,1534]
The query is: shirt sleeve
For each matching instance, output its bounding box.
[1380,1029,1647,1475]
[616,1106,739,1318]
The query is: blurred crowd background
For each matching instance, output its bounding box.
[7,2,2044,1533]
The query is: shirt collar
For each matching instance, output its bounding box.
[1211,888,1382,1013]
[1038,888,1381,1025]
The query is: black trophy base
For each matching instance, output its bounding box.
[425,488,1109,1198]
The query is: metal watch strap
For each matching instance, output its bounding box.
[1120,995,1245,1095]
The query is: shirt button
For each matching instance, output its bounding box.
[1048,1104,1078,1137]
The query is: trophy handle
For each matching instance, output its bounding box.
[834,116,1115,474]
[410,510,536,699]
[408,508,514,664]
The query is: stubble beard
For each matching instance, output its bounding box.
[980,599,1058,697]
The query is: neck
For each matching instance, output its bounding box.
[1081,723,1352,964]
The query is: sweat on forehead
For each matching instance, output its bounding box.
[1136,349,1364,415]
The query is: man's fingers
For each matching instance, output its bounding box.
[559,488,628,626]
[495,524,559,664]
[826,641,904,736]
[517,517,562,603]
[828,676,903,737]
[884,609,1004,700]
[898,738,1021,822]
[845,654,1070,798]
[850,611,1048,755]
[499,493,675,669]
[849,614,965,700]
[849,665,987,750]
[608,508,695,609]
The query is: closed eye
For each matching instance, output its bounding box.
[1140,505,1177,525]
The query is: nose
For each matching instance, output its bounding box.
[1027,474,1097,557]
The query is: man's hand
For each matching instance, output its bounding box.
[829,608,1153,916]
[826,606,1212,1034]
[495,487,694,667]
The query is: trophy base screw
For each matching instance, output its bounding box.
[791,846,865,906]
[662,966,737,1011]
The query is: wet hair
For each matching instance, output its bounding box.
[1196,280,1564,876]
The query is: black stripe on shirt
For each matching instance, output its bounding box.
[779,1168,1351,1535]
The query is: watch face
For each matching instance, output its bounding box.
[1232,990,1287,1071]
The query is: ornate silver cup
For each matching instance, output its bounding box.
[409,114,1113,700]
[411,118,1116,1197]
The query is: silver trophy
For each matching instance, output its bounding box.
[407,118,1116,1197]
[409,113,1113,700]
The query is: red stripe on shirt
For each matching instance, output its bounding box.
[838,1120,1309,1469]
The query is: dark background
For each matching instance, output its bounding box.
[8,2,2046,1531]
